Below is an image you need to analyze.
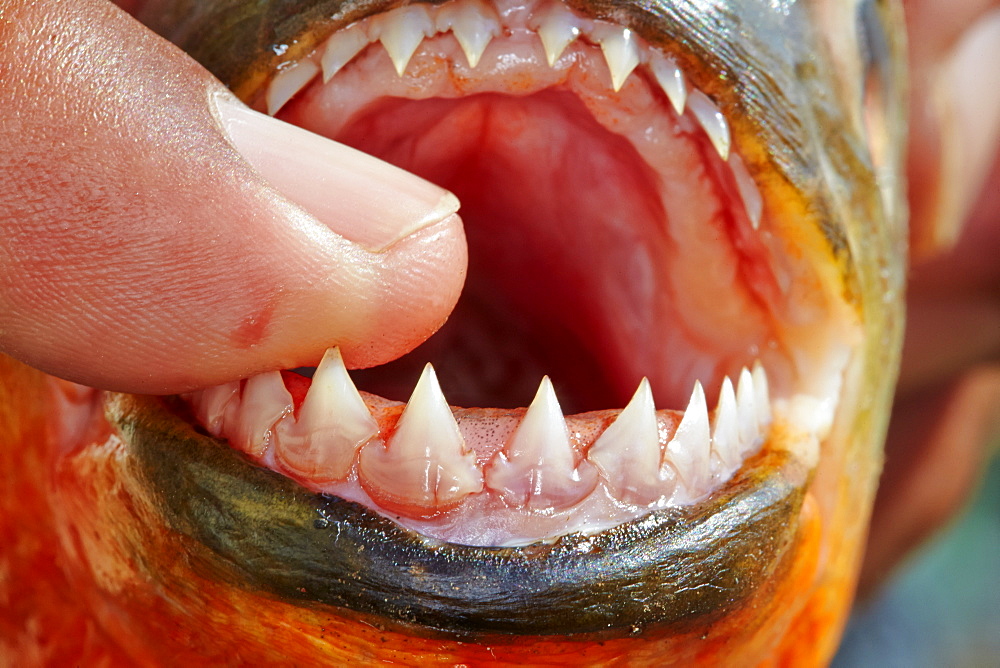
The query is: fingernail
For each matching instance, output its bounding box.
[213,94,460,252]
[930,9,1000,250]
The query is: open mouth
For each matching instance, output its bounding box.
[113,0,871,639]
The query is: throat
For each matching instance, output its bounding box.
[340,91,668,412]
[275,9,784,413]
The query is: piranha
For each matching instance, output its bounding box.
[0,0,910,664]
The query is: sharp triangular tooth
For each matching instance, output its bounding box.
[266,60,320,116]
[320,25,369,82]
[484,377,597,510]
[687,90,731,161]
[588,378,665,505]
[752,361,772,428]
[531,4,581,66]
[593,25,640,92]
[712,377,741,471]
[736,367,759,449]
[190,381,241,436]
[233,371,293,457]
[358,364,482,516]
[664,381,711,493]
[375,5,435,76]
[275,348,378,481]
[649,52,687,115]
[729,153,763,230]
[436,0,500,68]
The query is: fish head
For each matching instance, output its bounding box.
[1,0,911,664]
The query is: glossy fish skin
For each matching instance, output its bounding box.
[0,0,908,665]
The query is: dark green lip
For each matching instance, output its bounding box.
[108,393,806,637]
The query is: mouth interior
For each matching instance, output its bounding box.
[186,0,852,547]
[344,89,676,413]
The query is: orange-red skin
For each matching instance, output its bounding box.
[1,356,860,665]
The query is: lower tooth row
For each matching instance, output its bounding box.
[186,348,772,519]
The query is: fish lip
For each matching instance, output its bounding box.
[110,392,808,637]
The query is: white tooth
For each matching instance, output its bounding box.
[664,381,711,494]
[374,5,435,76]
[358,364,482,515]
[191,381,241,436]
[736,367,759,450]
[531,4,581,66]
[266,60,320,116]
[711,377,741,471]
[729,152,764,230]
[752,362,772,428]
[320,25,369,82]
[436,0,500,68]
[484,377,597,510]
[649,52,687,115]
[592,25,640,92]
[233,371,293,457]
[588,379,665,505]
[275,348,378,482]
[687,90,731,161]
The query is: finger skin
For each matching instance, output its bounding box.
[905,1,1000,257]
[0,0,467,394]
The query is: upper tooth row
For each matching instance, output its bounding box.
[272,0,695,117]
[188,348,771,518]
[265,0,759,226]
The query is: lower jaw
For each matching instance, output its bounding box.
[105,391,815,636]
[187,351,829,549]
[0,356,861,666]
[40,381,829,663]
